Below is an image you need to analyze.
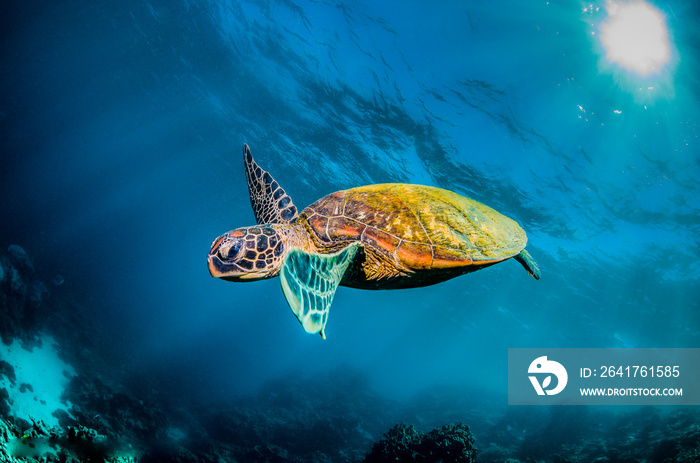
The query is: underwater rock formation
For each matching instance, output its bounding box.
[0,418,135,463]
[7,245,35,274]
[364,423,477,463]
[0,388,9,418]
[0,245,49,344]
[28,280,49,309]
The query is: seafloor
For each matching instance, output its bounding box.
[1,244,699,463]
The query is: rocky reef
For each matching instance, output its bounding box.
[0,418,135,463]
[0,245,46,345]
[477,406,700,463]
[364,423,477,463]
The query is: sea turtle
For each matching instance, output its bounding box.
[208,144,540,338]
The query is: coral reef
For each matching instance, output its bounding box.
[0,245,49,345]
[364,423,477,463]
[0,418,135,463]
[0,388,9,417]
[0,360,15,385]
[477,406,700,463]
[7,245,35,274]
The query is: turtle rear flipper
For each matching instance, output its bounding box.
[514,248,540,280]
[280,244,360,338]
[243,144,298,224]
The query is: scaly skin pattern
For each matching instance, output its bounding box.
[243,144,298,224]
[295,183,527,289]
[207,223,312,281]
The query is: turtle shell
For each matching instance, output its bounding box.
[297,183,527,275]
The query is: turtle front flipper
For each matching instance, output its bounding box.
[514,248,541,280]
[243,144,298,224]
[280,243,360,339]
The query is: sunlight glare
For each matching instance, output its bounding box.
[599,0,670,76]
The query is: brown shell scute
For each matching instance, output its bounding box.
[299,183,527,273]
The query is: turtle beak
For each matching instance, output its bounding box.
[207,250,268,281]
[207,235,241,279]
[207,253,228,278]
[207,231,247,280]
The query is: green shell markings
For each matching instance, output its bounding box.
[208,144,540,338]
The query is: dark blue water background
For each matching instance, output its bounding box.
[1,0,698,405]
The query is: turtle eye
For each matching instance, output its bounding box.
[228,240,243,259]
[220,239,243,261]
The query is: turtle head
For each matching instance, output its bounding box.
[208,225,286,281]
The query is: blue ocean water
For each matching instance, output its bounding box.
[1,0,699,460]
